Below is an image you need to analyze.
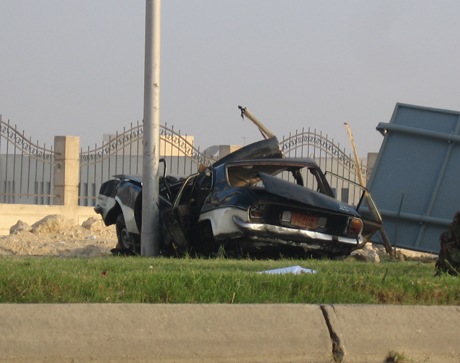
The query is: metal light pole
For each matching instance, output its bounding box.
[141,0,161,256]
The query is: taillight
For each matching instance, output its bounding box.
[250,204,265,219]
[347,217,363,236]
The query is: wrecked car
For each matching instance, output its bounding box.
[94,159,174,253]
[95,137,383,258]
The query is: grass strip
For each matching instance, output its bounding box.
[1,257,458,304]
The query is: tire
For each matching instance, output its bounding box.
[116,214,135,251]
[198,220,218,256]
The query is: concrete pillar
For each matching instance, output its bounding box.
[53,136,80,206]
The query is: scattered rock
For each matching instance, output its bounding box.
[349,249,381,263]
[82,217,104,232]
[9,220,31,235]
[396,249,436,260]
[396,250,406,261]
[366,243,385,253]
[31,215,75,234]
[366,243,436,261]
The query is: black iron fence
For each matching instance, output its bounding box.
[1,117,369,207]
[78,122,217,206]
[280,128,369,205]
[0,116,55,204]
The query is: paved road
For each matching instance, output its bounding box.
[1,304,459,362]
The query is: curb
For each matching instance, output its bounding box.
[0,304,459,362]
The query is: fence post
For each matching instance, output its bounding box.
[53,136,80,206]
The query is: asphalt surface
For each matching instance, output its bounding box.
[1,304,459,363]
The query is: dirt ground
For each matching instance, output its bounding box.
[0,215,117,257]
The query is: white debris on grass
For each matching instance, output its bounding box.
[258,265,316,275]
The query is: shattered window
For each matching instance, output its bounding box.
[196,170,212,191]
[226,164,322,192]
[227,165,282,187]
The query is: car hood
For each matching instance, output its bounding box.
[212,137,283,168]
[259,172,359,216]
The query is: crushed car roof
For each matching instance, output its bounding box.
[222,158,320,167]
[212,137,283,168]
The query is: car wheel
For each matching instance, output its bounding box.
[116,214,134,251]
[198,220,218,256]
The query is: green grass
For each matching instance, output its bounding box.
[1,256,459,304]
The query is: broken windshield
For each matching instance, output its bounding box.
[226,162,330,195]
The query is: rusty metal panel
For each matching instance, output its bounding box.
[367,103,460,253]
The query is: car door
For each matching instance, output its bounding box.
[161,174,198,254]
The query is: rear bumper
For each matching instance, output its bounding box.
[232,216,362,245]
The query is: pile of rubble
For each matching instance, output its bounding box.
[0,215,116,257]
[349,243,437,263]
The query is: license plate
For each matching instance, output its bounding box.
[290,212,318,229]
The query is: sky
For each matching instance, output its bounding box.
[1,0,460,156]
